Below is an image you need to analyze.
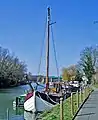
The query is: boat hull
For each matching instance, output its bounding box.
[24,91,58,113]
[24,91,36,112]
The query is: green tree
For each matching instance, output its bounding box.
[75,70,83,83]
[0,46,27,88]
[62,65,77,81]
[79,46,98,84]
[62,68,70,81]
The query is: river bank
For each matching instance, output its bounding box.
[39,87,92,120]
[0,80,28,89]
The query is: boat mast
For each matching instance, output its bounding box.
[46,7,50,91]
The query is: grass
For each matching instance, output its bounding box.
[40,97,73,120]
[93,83,98,88]
[39,87,92,120]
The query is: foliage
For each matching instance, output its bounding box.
[62,68,71,81]
[79,46,98,84]
[62,65,77,81]
[75,64,83,82]
[75,70,83,83]
[0,46,27,88]
[67,65,77,77]
[27,72,33,81]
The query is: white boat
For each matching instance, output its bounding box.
[24,7,65,113]
[24,111,35,120]
[24,90,59,112]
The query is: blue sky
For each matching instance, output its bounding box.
[0,0,98,75]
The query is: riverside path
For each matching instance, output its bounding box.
[75,88,98,120]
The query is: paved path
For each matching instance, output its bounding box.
[75,88,98,120]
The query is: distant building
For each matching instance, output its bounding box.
[27,74,62,84]
[40,76,62,83]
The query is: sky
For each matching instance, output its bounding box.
[0,0,98,75]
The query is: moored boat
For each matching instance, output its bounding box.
[24,7,66,113]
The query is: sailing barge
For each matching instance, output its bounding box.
[24,7,66,113]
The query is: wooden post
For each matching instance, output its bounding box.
[16,97,18,107]
[81,88,83,103]
[79,88,81,104]
[89,85,91,95]
[83,88,84,101]
[77,90,79,108]
[60,97,63,120]
[89,86,91,94]
[87,86,88,96]
[7,108,9,120]
[71,92,74,116]
[85,87,86,99]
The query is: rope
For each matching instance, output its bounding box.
[36,13,47,89]
[51,25,60,80]
[46,93,58,104]
[37,15,47,76]
[36,82,45,88]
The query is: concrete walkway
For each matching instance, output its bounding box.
[75,88,98,120]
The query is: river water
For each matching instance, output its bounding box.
[0,83,45,120]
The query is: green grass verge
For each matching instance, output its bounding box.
[39,87,91,120]
[93,84,98,88]
[40,97,73,120]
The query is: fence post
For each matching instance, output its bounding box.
[85,86,86,99]
[7,108,9,120]
[81,88,83,103]
[71,92,74,116]
[60,97,63,120]
[87,85,89,96]
[83,88,84,101]
[77,90,79,108]
[80,88,81,104]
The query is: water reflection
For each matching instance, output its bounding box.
[0,84,44,120]
[13,108,40,120]
[24,111,36,120]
